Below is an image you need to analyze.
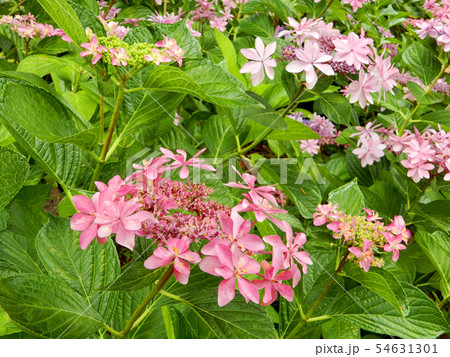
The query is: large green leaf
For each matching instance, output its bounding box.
[418,200,450,232]
[154,268,278,338]
[342,264,409,316]
[143,61,259,107]
[0,274,104,338]
[0,232,44,275]
[0,309,21,337]
[0,147,29,210]
[0,82,98,150]
[329,178,365,215]
[202,115,237,158]
[403,43,441,86]
[321,320,360,339]
[316,93,351,126]
[36,217,120,323]
[415,230,450,299]
[239,13,274,37]
[331,284,449,339]
[214,29,247,85]
[267,117,320,141]
[17,55,83,78]
[36,0,87,47]
[243,0,294,22]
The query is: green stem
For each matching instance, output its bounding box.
[9,0,26,15]
[233,3,243,41]
[104,325,124,338]
[99,95,104,145]
[408,173,435,212]
[438,295,449,309]
[306,315,332,323]
[103,0,117,19]
[317,0,334,18]
[89,79,127,190]
[286,250,349,339]
[72,70,83,93]
[119,265,174,338]
[163,0,167,16]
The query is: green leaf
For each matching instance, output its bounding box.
[402,43,441,86]
[17,55,82,78]
[361,182,404,218]
[0,274,105,338]
[143,61,259,107]
[406,82,443,105]
[62,91,98,122]
[329,178,365,215]
[0,147,29,210]
[202,115,237,158]
[214,29,246,85]
[98,263,164,292]
[342,264,409,316]
[239,13,274,38]
[316,93,351,126]
[415,230,450,299]
[36,0,87,47]
[152,267,278,338]
[0,309,21,337]
[346,150,374,187]
[419,200,450,232]
[331,283,449,339]
[243,0,294,22]
[267,117,320,141]
[421,110,450,131]
[36,217,120,323]
[322,320,360,339]
[0,232,45,274]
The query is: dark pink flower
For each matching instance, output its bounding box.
[160,147,215,180]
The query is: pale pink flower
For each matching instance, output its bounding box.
[144,237,201,284]
[348,238,374,272]
[313,202,339,226]
[186,18,201,37]
[353,135,386,167]
[252,250,295,306]
[437,24,450,51]
[401,159,434,183]
[277,17,321,44]
[344,70,379,108]
[144,48,172,65]
[200,244,260,306]
[370,53,399,100]
[263,221,312,286]
[403,139,435,164]
[80,37,107,64]
[285,40,334,89]
[382,233,407,261]
[233,196,287,224]
[240,37,277,86]
[225,166,278,205]
[210,16,228,32]
[70,194,106,249]
[110,47,130,66]
[300,139,320,155]
[333,31,373,70]
[94,198,156,250]
[160,147,216,180]
[342,0,368,12]
[203,211,264,254]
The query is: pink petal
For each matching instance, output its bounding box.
[72,195,94,214]
[114,224,136,250]
[275,282,294,301]
[237,277,260,304]
[199,256,223,276]
[240,48,260,61]
[218,277,236,306]
[79,224,98,250]
[71,212,95,231]
[144,254,173,269]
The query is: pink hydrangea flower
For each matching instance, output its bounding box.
[70,194,106,249]
[160,147,216,180]
[342,0,368,12]
[203,211,264,254]
[285,40,334,89]
[313,202,339,226]
[353,135,386,167]
[344,70,379,108]
[80,36,107,64]
[210,16,228,31]
[400,159,435,183]
[225,166,278,205]
[144,48,172,65]
[94,198,156,250]
[110,47,130,66]
[382,233,407,262]
[348,238,374,272]
[387,216,411,243]
[252,250,295,306]
[240,37,277,86]
[144,237,201,284]
[333,31,373,70]
[300,139,320,155]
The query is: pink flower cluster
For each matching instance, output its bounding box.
[406,0,450,52]
[241,16,400,105]
[70,150,313,307]
[79,33,184,67]
[352,121,450,183]
[0,13,63,40]
[288,112,341,156]
[313,204,410,271]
